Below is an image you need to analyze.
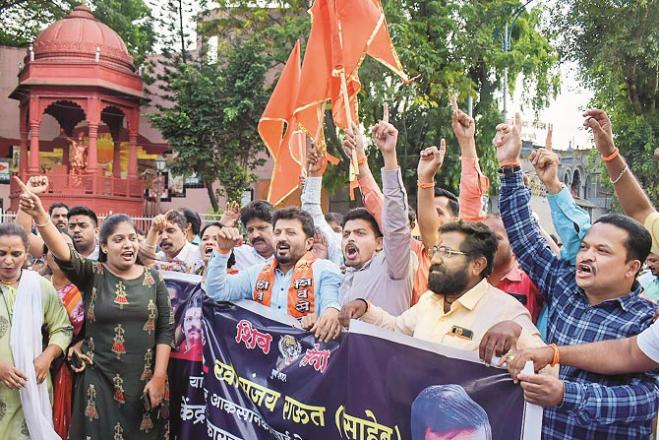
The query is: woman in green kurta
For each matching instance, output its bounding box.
[17,179,174,440]
[0,223,72,439]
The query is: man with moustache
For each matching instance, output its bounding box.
[232,201,276,271]
[494,112,658,439]
[340,220,546,354]
[155,210,203,271]
[337,119,417,315]
[67,205,99,260]
[49,202,69,232]
[206,208,343,342]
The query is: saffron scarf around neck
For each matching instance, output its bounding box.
[253,251,317,319]
[10,270,62,440]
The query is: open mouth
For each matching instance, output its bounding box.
[203,246,216,256]
[120,250,135,261]
[276,243,291,255]
[344,244,359,260]
[576,262,596,277]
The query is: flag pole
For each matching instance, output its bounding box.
[339,70,360,177]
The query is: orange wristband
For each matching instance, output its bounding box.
[417,180,435,189]
[549,343,560,366]
[602,147,619,162]
[357,156,367,166]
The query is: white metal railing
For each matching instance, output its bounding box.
[0,212,223,230]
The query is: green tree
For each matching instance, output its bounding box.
[552,0,658,203]
[203,0,559,201]
[0,0,155,68]
[148,41,269,210]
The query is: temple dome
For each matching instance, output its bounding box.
[32,4,134,73]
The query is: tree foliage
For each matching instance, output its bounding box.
[148,41,268,209]
[0,0,155,67]
[203,0,559,200]
[552,0,658,203]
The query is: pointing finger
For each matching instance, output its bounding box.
[383,103,389,124]
[13,175,30,192]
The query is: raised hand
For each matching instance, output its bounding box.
[311,228,329,260]
[25,175,49,194]
[417,141,446,182]
[582,109,614,155]
[342,121,367,162]
[493,112,523,165]
[450,95,475,148]
[219,201,241,228]
[307,141,327,177]
[150,214,167,234]
[216,227,241,254]
[371,121,398,156]
[529,148,561,192]
[545,123,553,151]
[14,176,47,221]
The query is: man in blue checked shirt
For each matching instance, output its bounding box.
[493,113,658,440]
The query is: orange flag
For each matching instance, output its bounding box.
[258,41,305,206]
[330,0,410,129]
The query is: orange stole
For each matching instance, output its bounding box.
[253,252,317,319]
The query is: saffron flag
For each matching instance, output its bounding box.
[258,41,306,206]
[295,0,409,132]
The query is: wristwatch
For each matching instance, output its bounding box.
[498,165,521,175]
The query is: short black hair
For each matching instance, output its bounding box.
[67,205,98,226]
[48,202,69,216]
[342,208,382,237]
[180,208,202,235]
[438,220,498,278]
[411,384,491,440]
[164,209,187,232]
[200,222,223,238]
[240,201,274,227]
[434,187,459,217]
[325,212,344,226]
[594,213,651,266]
[272,207,315,238]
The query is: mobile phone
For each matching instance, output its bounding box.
[143,392,152,412]
[70,352,83,369]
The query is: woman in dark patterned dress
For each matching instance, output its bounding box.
[17,182,174,440]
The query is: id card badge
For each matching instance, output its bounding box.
[448,325,474,340]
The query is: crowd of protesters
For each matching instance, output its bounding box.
[0,105,657,440]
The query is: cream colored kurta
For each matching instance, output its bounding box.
[362,278,546,354]
[0,275,72,440]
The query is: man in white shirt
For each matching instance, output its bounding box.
[156,210,202,271]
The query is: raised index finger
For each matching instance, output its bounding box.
[383,103,389,124]
[450,94,458,113]
[12,175,30,193]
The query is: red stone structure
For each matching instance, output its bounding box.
[8,4,145,214]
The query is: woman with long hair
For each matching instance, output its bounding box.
[16,176,173,439]
[0,223,72,439]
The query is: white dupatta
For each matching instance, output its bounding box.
[9,270,62,440]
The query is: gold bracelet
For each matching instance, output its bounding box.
[610,165,629,185]
[35,218,51,228]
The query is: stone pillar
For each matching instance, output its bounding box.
[112,138,122,178]
[86,123,98,175]
[19,128,28,180]
[28,121,40,174]
[128,131,138,180]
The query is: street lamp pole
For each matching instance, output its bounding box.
[502,0,537,121]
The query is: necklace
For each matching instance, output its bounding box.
[0,287,12,326]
